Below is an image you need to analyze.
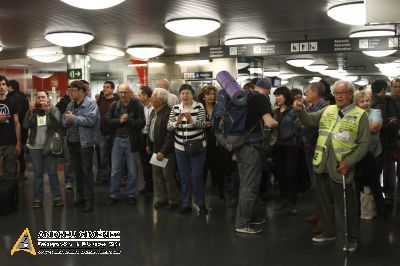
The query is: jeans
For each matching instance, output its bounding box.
[235,143,263,228]
[97,134,112,182]
[69,145,95,202]
[110,137,138,198]
[0,145,18,179]
[29,149,61,202]
[175,148,206,207]
[304,148,315,187]
[63,137,74,183]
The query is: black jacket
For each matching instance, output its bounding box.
[146,105,174,155]
[105,99,145,152]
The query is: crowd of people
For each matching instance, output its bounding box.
[1,74,399,252]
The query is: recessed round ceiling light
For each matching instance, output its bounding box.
[126,46,164,59]
[350,29,395,38]
[355,80,368,86]
[304,64,328,72]
[45,32,94,47]
[286,58,315,67]
[165,18,220,37]
[60,0,126,9]
[362,50,397,57]
[225,37,266,46]
[88,45,125,61]
[327,1,365,25]
[34,73,54,79]
[263,71,280,77]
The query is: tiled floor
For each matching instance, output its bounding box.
[0,172,399,266]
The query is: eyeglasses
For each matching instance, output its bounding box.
[333,90,349,96]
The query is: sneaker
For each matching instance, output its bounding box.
[248,217,266,225]
[53,199,64,207]
[153,201,168,209]
[235,226,263,234]
[107,198,119,206]
[198,205,208,215]
[33,202,43,209]
[312,233,337,243]
[343,242,359,252]
[65,182,73,190]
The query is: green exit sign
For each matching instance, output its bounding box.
[67,68,82,79]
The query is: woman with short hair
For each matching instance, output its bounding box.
[168,84,207,215]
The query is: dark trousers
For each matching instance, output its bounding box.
[69,145,95,203]
[315,173,360,242]
[140,136,152,190]
[274,145,299,204]
[203,144,226,199]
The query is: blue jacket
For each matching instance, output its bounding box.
[62,96,100,148]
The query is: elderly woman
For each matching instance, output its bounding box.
[168,84,207,215]
[23,90,63,208]
[354,90,385,219]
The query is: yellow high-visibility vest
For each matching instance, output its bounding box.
[313,105,365,165]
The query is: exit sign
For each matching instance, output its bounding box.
[67,68,82,79]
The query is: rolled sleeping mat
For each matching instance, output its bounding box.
[216,70,247,106]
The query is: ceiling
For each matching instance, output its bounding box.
[0,0,398,78]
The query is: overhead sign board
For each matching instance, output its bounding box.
[183,71,213,79]
[67,68,82,79]
[199,36,400,59]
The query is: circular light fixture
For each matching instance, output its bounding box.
[88,45,125,61]
[31,54,65,63]
[278,73,294,79]
[34,73,54,79]
[355,80,368,86]
[263,70,280,77]
[126,46,164,59]
[286,58,314,67]
[281,80,289,85]
[344,76,358,82]
[45,32,94,47]
[60,0,126,9]
[0,45,3,52]
[304,64,328,72]
[362,50,397,57]
[327,1,365,25]
[165,18,220,37]
[225,37,266,46]
[350,29,395,38]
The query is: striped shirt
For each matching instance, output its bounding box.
[167,101,206,151]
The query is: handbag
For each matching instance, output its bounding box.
[43,131,63,156]
[181,124,204,155]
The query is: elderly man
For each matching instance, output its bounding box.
[146,88,179,210]
[155,79,179,107]
[293,80,370,252]
[105,84,145,206]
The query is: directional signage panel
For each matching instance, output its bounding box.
[199,36,400,59]
[67,68,83,79]
[183,71,213,79]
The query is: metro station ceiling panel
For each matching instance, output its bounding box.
[0,0,398,75]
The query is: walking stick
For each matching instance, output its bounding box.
[342,174,349,255]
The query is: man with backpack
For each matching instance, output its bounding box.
[234,78,278,234]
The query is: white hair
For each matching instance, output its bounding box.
[332,80,355,95]
[153,87,169,103]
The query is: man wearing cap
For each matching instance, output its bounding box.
[235,78,278,235]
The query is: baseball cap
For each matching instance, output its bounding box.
[255,78,272,90]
